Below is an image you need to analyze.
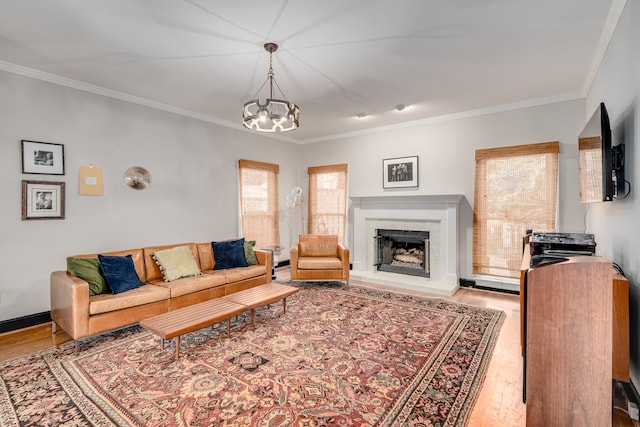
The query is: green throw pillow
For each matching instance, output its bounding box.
[153,245,202,282]
[244,240,258,265]
[66,257,110,296]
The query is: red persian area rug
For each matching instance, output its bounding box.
[0,283,505,427]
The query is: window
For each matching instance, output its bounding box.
[238,159,280,249]
[473,141,559,278]
[578,136,602,202]
[307,163,348,244]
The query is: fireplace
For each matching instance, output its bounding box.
[350,195,464,296]
[375,229,430,278]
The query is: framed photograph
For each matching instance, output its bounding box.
[21,140,65,175]
[22,180,65,220]
[383,155,419,188]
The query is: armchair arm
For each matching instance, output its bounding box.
[290,244,300,280]
[50,271,90,340]
[337,244,350,279]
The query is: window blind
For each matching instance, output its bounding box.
[307,163,348,244]
[578,136,603,202]
[238,159,280,250]
[473,141,559,278]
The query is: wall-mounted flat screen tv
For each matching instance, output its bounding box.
[578,102,613,202]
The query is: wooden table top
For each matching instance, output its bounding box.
[139,298,246,340]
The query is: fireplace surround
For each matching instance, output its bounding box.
[350,195,463,295]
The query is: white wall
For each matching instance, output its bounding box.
[299,99,587,280]
[584,1,640,386]
[0,55,592,327]
[0,71,301,322]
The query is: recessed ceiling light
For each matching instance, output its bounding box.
[355,112,368,118]
[395,104,409,112]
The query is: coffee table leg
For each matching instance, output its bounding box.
[227,318,231,337]
[251,309,255,327]
[176,336,180,359]
[283,298,287,314]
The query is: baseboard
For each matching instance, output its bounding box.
[0,311,51,334]
[275,259,290,268]
[459,278,519,295]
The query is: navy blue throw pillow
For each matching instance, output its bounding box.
[212,238,249,270]
[98,254,144,294]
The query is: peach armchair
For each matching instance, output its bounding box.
[290,234,349,283]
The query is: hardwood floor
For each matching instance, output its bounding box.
[0,268,636,426]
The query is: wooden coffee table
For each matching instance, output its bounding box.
[140,283,299,358]
[225,282,298,327]
[139,297,246,358]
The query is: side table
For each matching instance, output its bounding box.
[260,246,284,279]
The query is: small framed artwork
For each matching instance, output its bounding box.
[22,180,65,220]
[383,155,419,188]
[21,140,65,175]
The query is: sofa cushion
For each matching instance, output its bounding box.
[298,234,339,257]
[213,238,249,270]
[152,245,202,282]
[244,240,258,265]
[218,265,266,283]
[98,254,144,294]
[66,256,110,296]
[89,284,170,315]
[148,274,226,298]
[298,256,344,270]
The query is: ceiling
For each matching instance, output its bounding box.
[0,0,620,143]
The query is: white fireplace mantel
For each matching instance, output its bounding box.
[350,194,464,295]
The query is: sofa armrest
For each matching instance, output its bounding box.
[254,249,271,269]
[50,271,90,339]
[253,249,273,283]
[290,244,300,279]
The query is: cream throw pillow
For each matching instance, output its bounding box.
[153,245,202,282]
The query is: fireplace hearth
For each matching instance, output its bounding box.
[375,229,430,278]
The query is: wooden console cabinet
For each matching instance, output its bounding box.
[520,250,630,382]
[524,256,612,426]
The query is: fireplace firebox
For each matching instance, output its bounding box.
[374,229,430,278]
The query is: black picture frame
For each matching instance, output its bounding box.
[383,155,419,188]
[21,140,65,175]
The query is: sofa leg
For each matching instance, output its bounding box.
[74,340,80,355]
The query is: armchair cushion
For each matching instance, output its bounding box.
[298,234,339,257]
[298,257,344,270]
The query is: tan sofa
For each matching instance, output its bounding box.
[50,241,271,351]
[290,234,349,283]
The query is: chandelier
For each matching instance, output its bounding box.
[242,43,299,132]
